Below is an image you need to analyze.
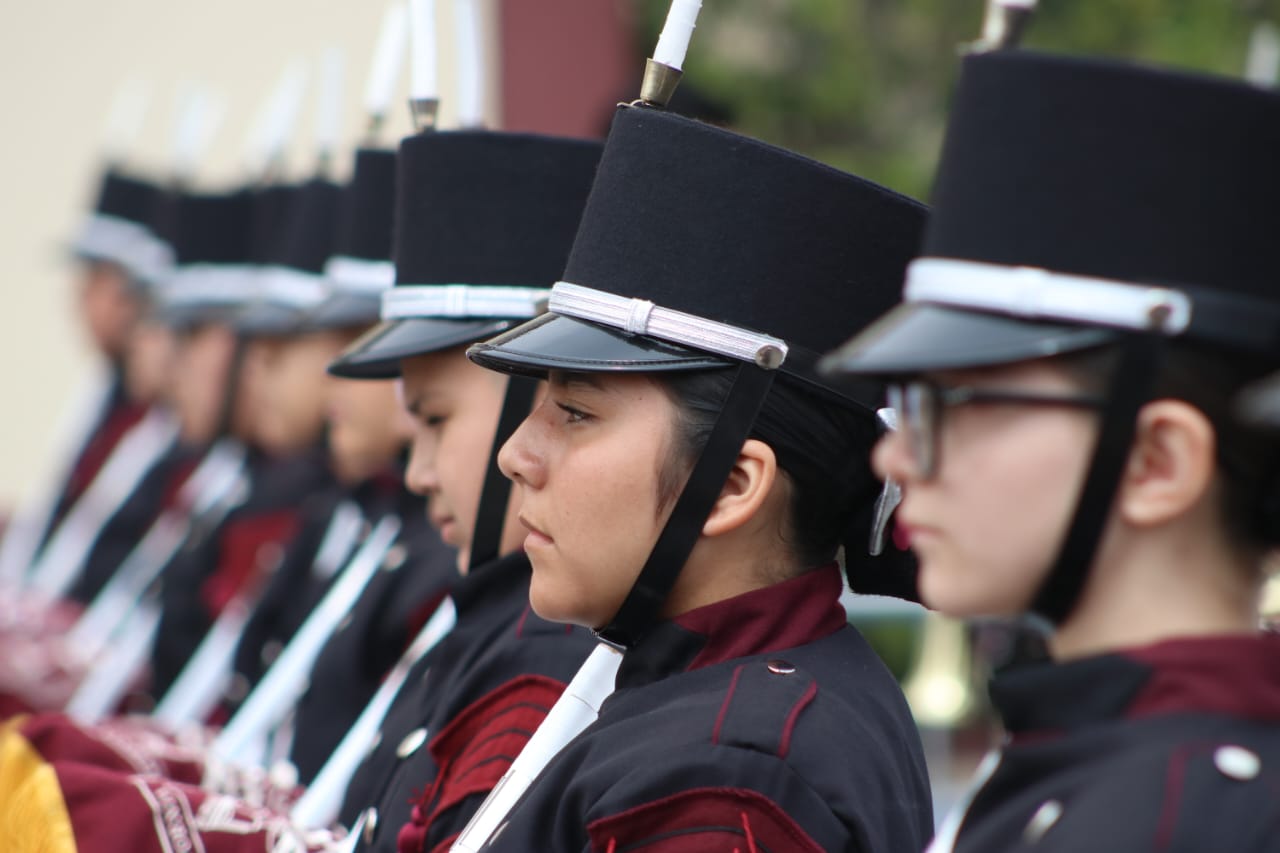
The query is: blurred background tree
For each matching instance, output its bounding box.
[632,0,1280,198]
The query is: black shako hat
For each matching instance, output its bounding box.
[468,107,926,408]
[821,51,1280,628]
[469,106,927,647]
[328,130,603,379]
[822,51,1280,377]
[71,169,173,288]
[238,177,343,337]
[311,148,398,330]
[155,188,255,329]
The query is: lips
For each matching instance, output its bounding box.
[518,514,553,546]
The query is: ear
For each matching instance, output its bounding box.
[701,439,779,538]
[1115,399,1216,529]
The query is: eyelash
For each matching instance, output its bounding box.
[422,414,447,428]
[555,402,590,424]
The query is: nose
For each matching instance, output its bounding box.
[497,408,545,490]
[405,429,440,497]
[872,428,918,485]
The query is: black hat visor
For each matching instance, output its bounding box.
[328,316,524,379]
[466,313,733,379]
[819,301,1119,379]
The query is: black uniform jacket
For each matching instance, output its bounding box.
[946,632,1280,853]
[34,374,148,555]
[341,551,597,853]
[63,444,200,605]
[286,483,459,784]
[481,564,934,853]
[149,444,336,699]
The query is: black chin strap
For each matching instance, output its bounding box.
[215,335,248,440]
[468,375,539,571]
[595,363,777,649]
[1031,335,1165,625]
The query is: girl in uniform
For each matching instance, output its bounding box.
[823,48,1280,852]
[462,102,934,852]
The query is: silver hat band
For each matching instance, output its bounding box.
[549,281,790,369]
[324,256,395,295]
[256,266,330,309]
[905,257,1192,335]
[74,213,175,284]
[380,285,548,321]
[163,264,260,306]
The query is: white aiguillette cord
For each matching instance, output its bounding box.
[27,409,180,602]
[286,596,458,834]
[925,749,1002,853]
[449,643,622,852]
[212,515,403,767]
[152,501,366,728]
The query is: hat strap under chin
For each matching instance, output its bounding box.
[595,362,776,649]
[1030,334,1164,625]
[468,375,540,571]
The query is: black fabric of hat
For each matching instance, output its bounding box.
[823,51,1280,377]
[72,169,170,287]
[310,148,397,331]
[156,189,255,329]
[329,130,603,379]
[467,106,927,409]
[239,178,342,337]
[248,184,299,266]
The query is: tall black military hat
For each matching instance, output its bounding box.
[467,107,925,409]
[821,50,1280,626]
[822,51,1280,377]
[468,106,927,646]
[155,188,256,329]
[310,148,398,330]
[71,169,174,288]
[237,178,343,336]
[327,130,603,379]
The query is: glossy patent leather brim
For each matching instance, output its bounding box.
[327,317,519,379]
[307,293,381,331]
[234,304,308,337]
[466,313,732,378]
[818,302,1118,378]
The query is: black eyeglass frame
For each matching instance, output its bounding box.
[886,380,1107,480]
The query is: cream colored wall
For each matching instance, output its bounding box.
[0,0,499,509]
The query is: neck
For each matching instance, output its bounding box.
[663,528,802,619]
[1049,517,1261,660]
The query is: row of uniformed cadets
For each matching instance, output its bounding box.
[4,0,1280,850]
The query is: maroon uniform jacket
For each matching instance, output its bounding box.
[941,633,1280,852]
[475,565,934,853]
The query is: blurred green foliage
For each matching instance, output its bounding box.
[633,0,1280,199]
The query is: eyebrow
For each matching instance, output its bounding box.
[548,370,607,392]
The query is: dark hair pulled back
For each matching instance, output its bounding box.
[658,368,918,599]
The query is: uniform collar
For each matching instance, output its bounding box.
[992,632,1280,740]
[616,563,848,689]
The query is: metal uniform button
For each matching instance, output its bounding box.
[225,673,251,704]
[260,639,284,667]
[397,727,428,759]
[362,807,379,844]
[382,544,408,571]
[1022,800,1063,844]
[1214,745,1261,781]
[766,659,795,675]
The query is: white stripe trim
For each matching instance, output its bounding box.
[163,264,260,306]
[549,281,790,368]
[324,256,395,294]
[257,266,330,309]
[905,257,1192,335]
[74,213,175,284]
[380,285,548,321]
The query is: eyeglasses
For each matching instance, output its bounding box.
[885,380,1105,480]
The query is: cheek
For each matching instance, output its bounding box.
[921,415,1094,615]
